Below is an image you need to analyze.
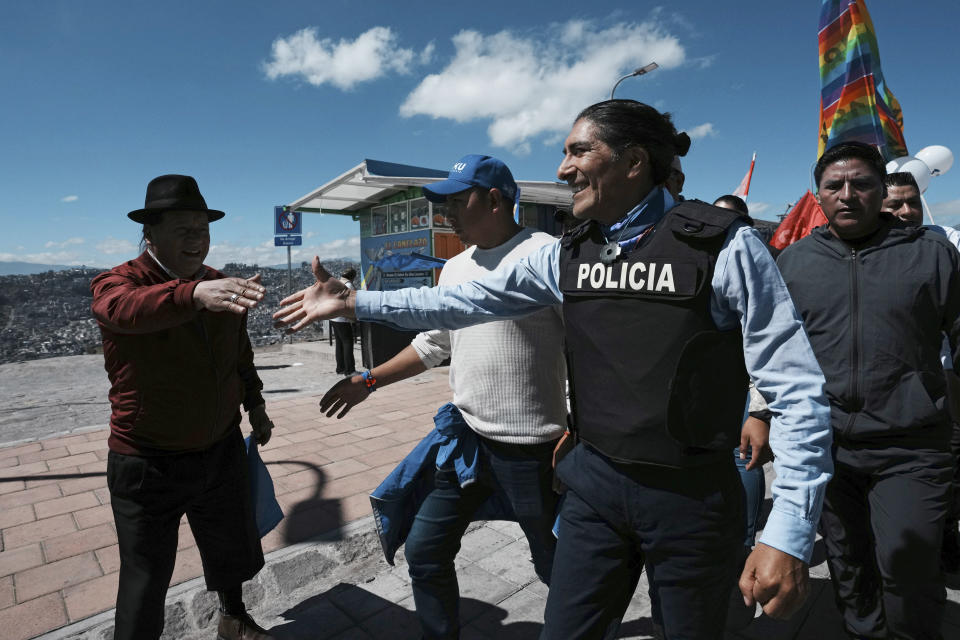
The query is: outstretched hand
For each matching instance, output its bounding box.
[319,374,370,419]
[194,274,265,315]
[272,257,355,332]
[739,543,809,619]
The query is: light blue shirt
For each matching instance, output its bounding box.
[357,192,833,562]
[925,224,960,370]
[925,223,960,252]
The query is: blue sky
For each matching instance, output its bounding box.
[2,0,959,269]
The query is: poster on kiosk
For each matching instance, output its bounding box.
[360,229,434,291]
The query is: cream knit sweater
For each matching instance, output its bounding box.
[410,228,567,444]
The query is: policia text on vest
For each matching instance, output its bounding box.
[572,260,682,294]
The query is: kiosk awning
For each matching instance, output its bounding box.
[287,159,573,214]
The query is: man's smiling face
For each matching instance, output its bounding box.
[557,119,641,225]
[146,211,210,278]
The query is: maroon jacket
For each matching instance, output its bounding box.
[91,252,265,455]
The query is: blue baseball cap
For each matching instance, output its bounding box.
[422,154,518,204]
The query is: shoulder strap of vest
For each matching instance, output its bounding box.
[666,199,750,240]
[560,219,598,248]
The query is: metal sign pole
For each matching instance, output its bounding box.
[274,205,302,344]
[286,246,292,344]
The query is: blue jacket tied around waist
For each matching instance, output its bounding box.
[369,403,515,565]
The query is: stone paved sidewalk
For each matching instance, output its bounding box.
[0,359,451,640]
[2,344,959,639]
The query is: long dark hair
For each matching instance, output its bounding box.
[575,100,690,184]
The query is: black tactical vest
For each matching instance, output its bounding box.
[559,200,750,467]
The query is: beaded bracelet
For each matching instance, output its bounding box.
[361,370,377,392]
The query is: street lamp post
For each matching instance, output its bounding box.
[610,62,659,100]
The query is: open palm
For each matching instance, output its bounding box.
[272,257,353,332]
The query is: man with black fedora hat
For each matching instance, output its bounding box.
[91,174,276,640]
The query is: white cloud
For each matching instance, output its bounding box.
[688,55,715,69]
[0,250,89,265]
[399,19,686,150]
[419,41,435,65]
[60,195,78,203]
[0,235,360,273]
[929,199,960,228]
[263,26,425,90]
[686,122,715,140]
[96,237,137,255]
[747,201,771,216]
[44,237,85,249]
[308,236,362,259]
[930,199,960,217]
[206,240,280,269]
[204,236,361,269]
[655,8,698,35]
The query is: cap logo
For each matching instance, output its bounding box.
[453,162,467,172]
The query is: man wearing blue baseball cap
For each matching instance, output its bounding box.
[420,153,521,216]
[316,154,567,639]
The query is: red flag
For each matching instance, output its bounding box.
[733,153,757,199]
[770,191,828,250]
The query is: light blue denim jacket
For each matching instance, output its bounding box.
[357,188,833,563]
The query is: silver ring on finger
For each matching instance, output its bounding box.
[229,293,239,304]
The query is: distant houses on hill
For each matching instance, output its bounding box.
[0,261,358,364]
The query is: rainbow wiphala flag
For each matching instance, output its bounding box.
[818,0,907,161]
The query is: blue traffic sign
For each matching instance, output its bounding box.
[274,206,301,235]
[274,235,302,247]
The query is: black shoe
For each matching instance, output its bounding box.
[217,611,274,640]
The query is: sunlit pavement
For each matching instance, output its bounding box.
[1,342,958,639]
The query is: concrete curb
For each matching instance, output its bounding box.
[35,515,384,640]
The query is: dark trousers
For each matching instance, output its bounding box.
[820,442,952,639]
[107,428,265,640]
[734,446,766,547]
[332,321,356,374]
[950,423,960,519]
[403,436,559,640]
[542,443,743,640]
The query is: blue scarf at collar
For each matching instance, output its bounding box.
[600,187,676,252]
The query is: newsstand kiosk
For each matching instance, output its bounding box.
[285,158,573,367]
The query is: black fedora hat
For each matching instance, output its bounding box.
[127,174,225,224]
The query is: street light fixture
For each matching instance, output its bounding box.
[610,62,659,100]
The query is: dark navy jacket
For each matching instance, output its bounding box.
[778,217,960,443]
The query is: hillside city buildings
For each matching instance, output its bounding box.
[0,261,358,364]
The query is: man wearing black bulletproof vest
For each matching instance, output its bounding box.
[273,100,833,639]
